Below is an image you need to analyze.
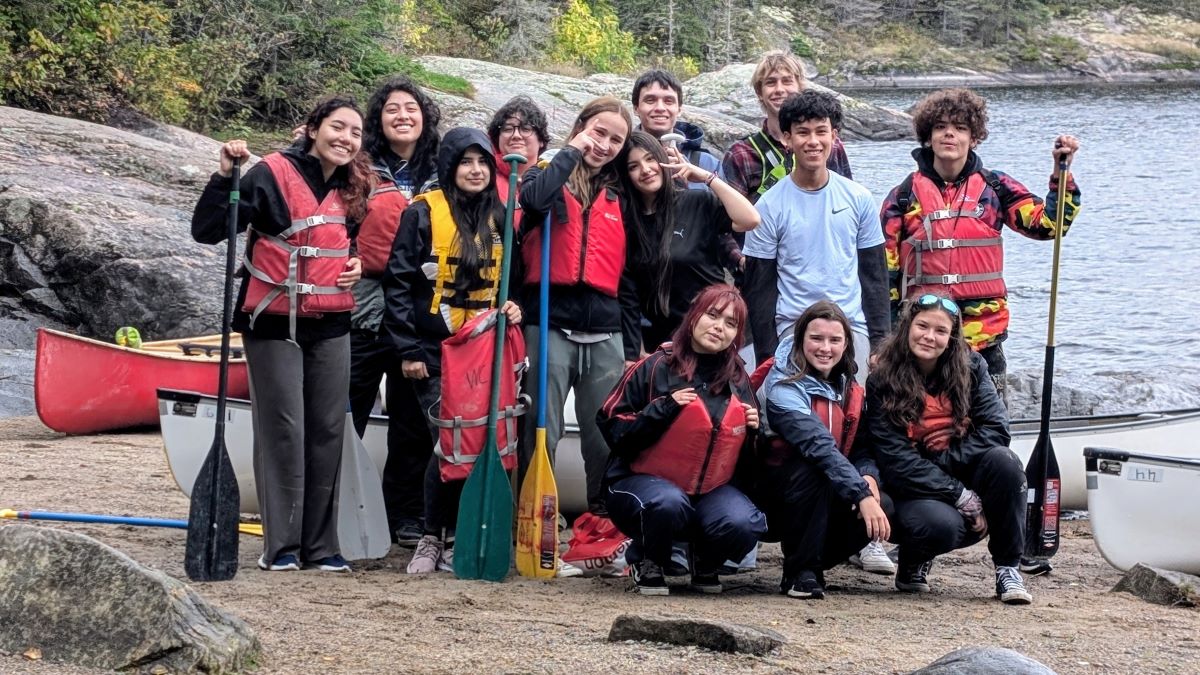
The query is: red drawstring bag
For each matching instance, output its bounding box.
[561,512,631,577]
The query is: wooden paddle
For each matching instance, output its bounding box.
[336,411,391,560]
[516,213,560,579]
[2,509,262,537]
[185,158,242,581]
[1023,153,1070,561]
[453,153,525,581]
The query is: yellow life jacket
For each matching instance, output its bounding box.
[416,189,502,334]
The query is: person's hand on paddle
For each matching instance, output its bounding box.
[337,257,362,289]
[1051,135,1080,167]
[858,495,891,542]
[670,387,698,407]
[218,140,250,178]
[743,403,760,429]
[500,300,522,325]
[402,359,429,380]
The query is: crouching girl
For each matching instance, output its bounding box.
[866,294,1032,604]
[381,128,522,573]
[597,285,766,595]
[758,301,891,599]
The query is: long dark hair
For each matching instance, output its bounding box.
[565,96,632,206]
[668,285,748,394]
[783,300,856,385]
[300,95,372,223]
[364,75,440,189]
[873,297,972,434]
[440,134,504,294]
[618,130,677,317]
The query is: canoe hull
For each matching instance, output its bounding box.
[36,328,249,435]
[1084,447,1200,574]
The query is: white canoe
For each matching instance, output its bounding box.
[160,385,1200,515]
[1084,447,1200,575]
[158,388,589,515]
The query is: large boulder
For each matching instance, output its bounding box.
[418,56,910,148]
[683,63,914,141]
[0,524,259,673]
[0,105,236,347]
[1113,563,1200,607]
[608,613,786,655]
[908,646,1057,674]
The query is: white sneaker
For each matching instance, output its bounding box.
[436,545,454,572]
[406,534,444,574]
[557,560,583,578]
[850,541,897,575]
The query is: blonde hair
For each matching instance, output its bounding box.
[565,96,632,205]
[751,51,806,97]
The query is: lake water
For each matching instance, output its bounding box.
[844,84,1200,412]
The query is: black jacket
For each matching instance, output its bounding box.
[381,128,503,372]
[190,144,356,341]
[517,147,640,336]
[596,347,757,490]
[866,351,1011,503]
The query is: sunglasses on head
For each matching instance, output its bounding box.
[916,294,960,316]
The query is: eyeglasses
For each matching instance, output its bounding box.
[500,123,536,138]
[916,294,960,316]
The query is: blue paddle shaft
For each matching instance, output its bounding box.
[537,213,550,428]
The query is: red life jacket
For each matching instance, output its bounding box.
[632,395,748,496]
[906,393,959,452]
[242,153,355,338]
[899,171,1006,301]
[356,175,409,278]
[521,187,624,297]
[754,356,864,465]
[432,309,528,482]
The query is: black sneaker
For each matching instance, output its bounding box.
[631,560,669,596]
[995,566,1033,604]
[1019,557,1054,576]
[690,572,723,594]
[393,519,424,546]
[784,570,825,599]
[895,559,934,593]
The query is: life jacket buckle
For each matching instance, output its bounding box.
[940,274,961,284]
[933,238,956,250]
[305,215,327,227]
[930,209,952,220]
[296,245,321,257]
[295,282,316,295]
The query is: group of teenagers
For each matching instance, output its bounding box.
[190,50,1082,606]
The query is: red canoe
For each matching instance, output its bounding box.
[34,327,250,435]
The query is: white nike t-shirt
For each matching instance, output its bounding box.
[743,171,883,338]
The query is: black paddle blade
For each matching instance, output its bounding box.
[185,436,240,581]
[1023,434,1062,559]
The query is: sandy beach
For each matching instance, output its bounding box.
[1,415,1197,674]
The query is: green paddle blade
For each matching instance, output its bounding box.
[453,438,513,581]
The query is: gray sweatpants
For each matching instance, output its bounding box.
[521,327,624,509]
[244,333,350,564]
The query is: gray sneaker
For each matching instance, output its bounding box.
[995,566,1033,605]
[406,535,444,574]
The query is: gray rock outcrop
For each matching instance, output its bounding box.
[0,524,259,673]
[608,613,785,655]
[1113,563,1199,607]
[0,104,237,346]
[908,646,1057,674]
[419,56,913,147]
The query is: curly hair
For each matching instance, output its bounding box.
[300,95,372,223]
[487,95,550,159]
[363,75,441,188]
[911,88,989,146]
[779,89,843,133]
[871,296,972,436]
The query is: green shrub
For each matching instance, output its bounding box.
[550,0,640,73]
[790,34,815,59]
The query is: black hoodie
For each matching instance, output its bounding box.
[381,128,505,372]
[190,143,357,341]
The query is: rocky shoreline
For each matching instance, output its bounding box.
[819,68,1200,91]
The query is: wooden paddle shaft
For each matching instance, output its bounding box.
[1046,159,1069,348]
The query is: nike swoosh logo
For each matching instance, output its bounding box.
[832,206,849,214]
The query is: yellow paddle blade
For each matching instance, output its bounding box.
[516,429,559,579]
[237,522,263,537]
